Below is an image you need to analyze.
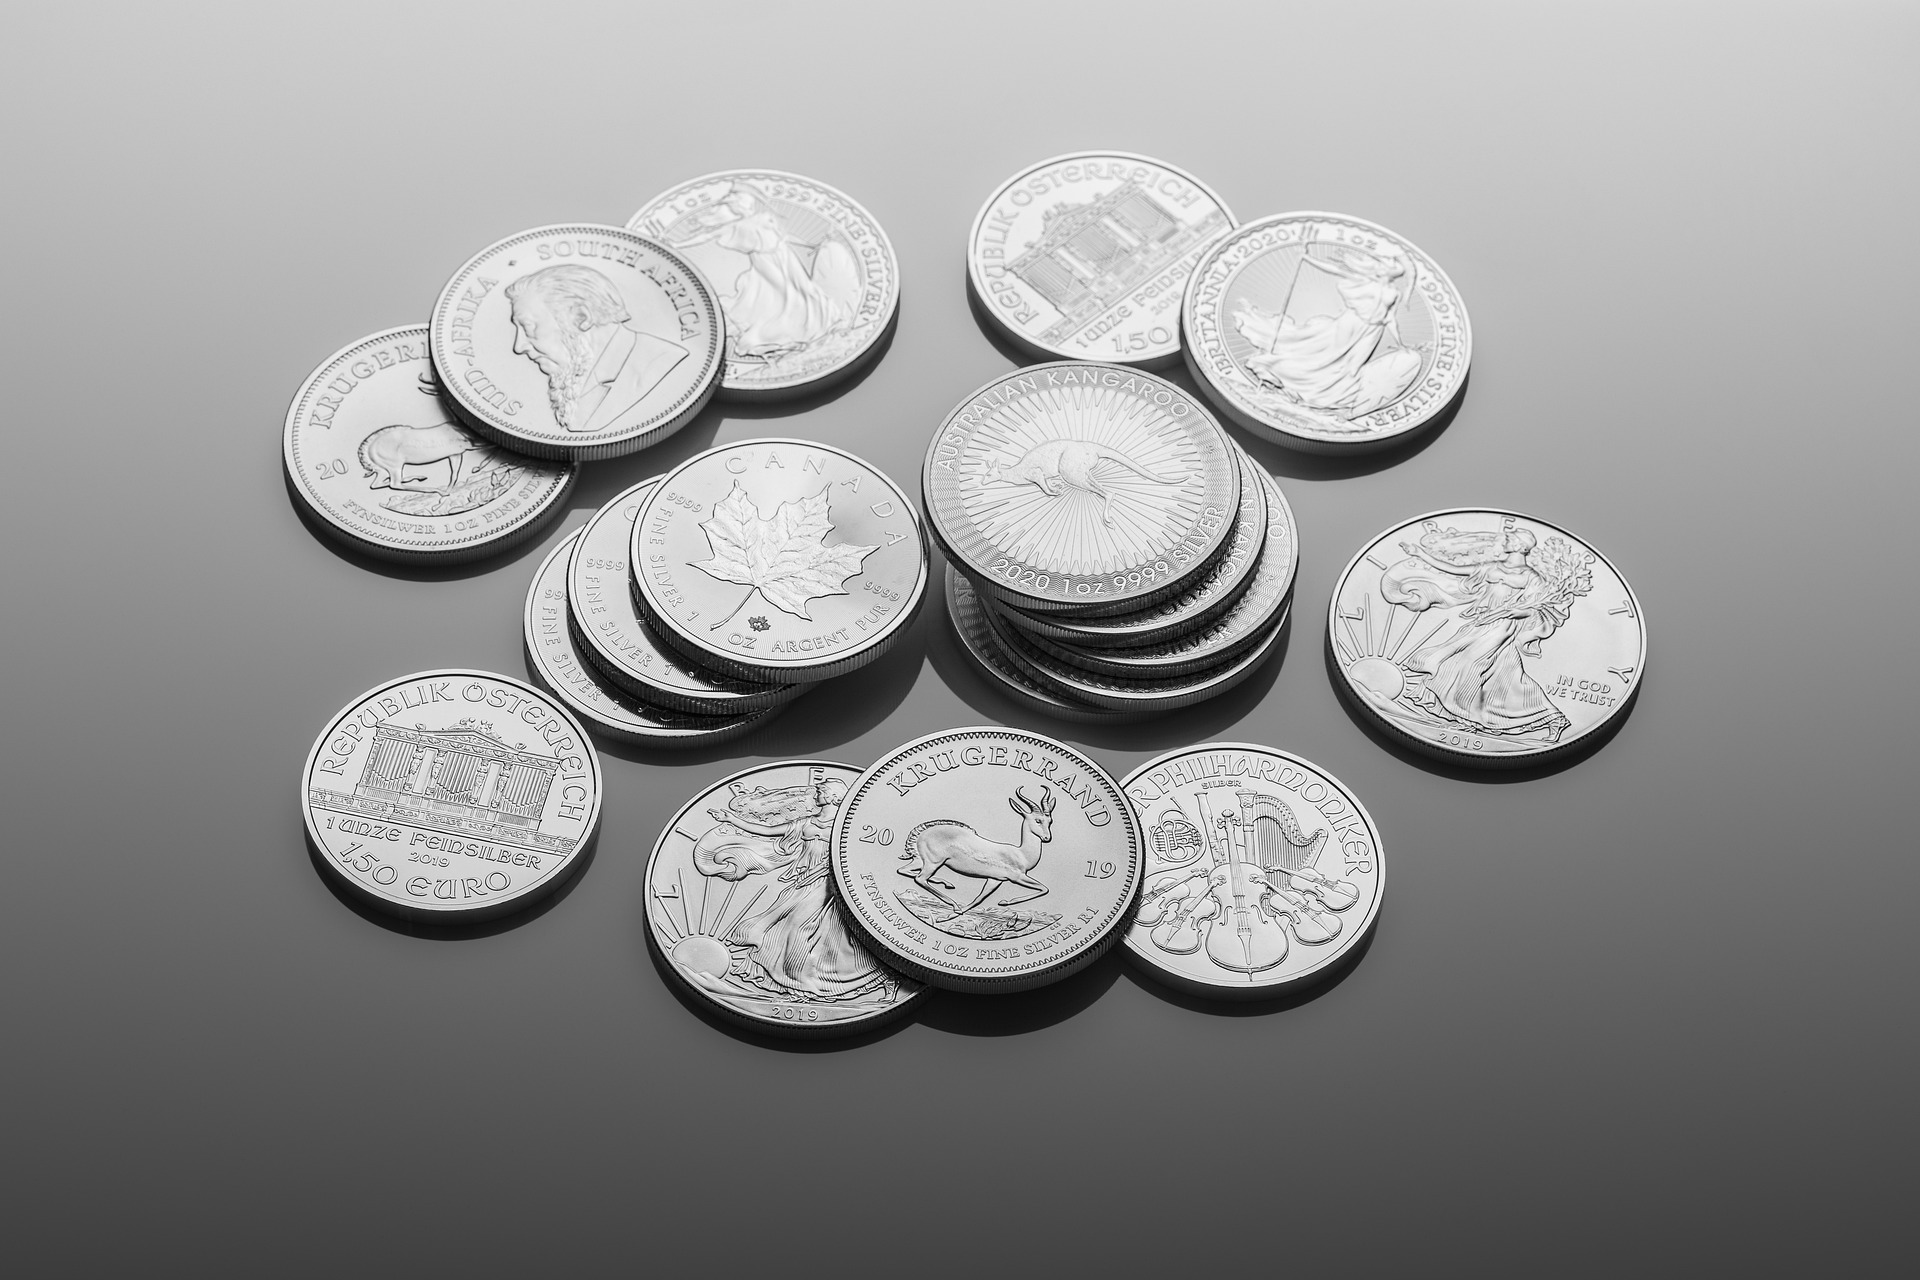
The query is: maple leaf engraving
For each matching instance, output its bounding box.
[690,483,878,631]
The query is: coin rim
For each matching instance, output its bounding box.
[943,566,1146,724]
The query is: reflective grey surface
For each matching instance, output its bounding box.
[3,2,1915,1273]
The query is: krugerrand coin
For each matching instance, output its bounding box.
[1328,509,1646,766]
[527,531,780,747]
[645,761,928,1037]
[632,439,928,683]
[944,568,1142,724]
[1183,212,1470,453]
[568,478,801,715]
[283,326,575,562]
[629,170,900,400]
[429,224,724,460]
[301,670,602,921]
[832,727,1143,992]
[967,151,1234,368]
[924,362,1239,615]
[1122,745,1383,1000]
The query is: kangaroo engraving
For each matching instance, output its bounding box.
[358,422,501,495]
[898,785,1056,915]
[979,439,1183,526]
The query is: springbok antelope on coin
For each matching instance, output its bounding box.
[898,785,1055,915]
[359,421,501,495]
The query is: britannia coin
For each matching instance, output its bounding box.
[632,439,928,683]
[1183,212,1470,452]
[924,363,1238,615]
[967,151,1233,368]
[429,225,724,460]
[1121,745,1383,999]
[301,670,601,921]
[567,479,800,715]
[1328,509,1646,765]
[645,761,928,1036]
[629,170,899,400]
[832,727,1143,992]
[526,532,779,747]
[283,326,575,561]
[944,568,1140,724]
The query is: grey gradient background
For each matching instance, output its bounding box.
[3,3,1914,1274]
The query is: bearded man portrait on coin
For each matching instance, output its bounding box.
[505,264,691,435]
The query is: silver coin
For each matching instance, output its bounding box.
[567,478,801,715]
[302,670,601,921]
[429,225,724,461]
[283,326,575,561]
[944,567,1142,724]
[645,761,928,1036]
[831,727,1143,992]
[526,531,780,747]
[632,439,928,683]
[1329,509,1646,766]
[629,170,899,400]
[1183,212,1470,452]
[1122,745,1383,999]
[924,362,1239,615]
[967,151,1234,368]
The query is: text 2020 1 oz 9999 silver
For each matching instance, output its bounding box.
[1328,509,1646,766]
[645,762,927,1037]
[831,727,1143,992]
[629,170,899,400]
[526,531,779,747]
[944,568,1143,724]
[429,225,724,461]
[1183,212,1470,453]
[283,326,575,562]
[924,362,1239,615]
[632,439,928,683]
[1121,745,1383,1000]
[968,151,1233,369]
[301,670,601,921]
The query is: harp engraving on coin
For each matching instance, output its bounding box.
[895,786,1063,940]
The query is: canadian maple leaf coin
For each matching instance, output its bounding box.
[632,439,929,682]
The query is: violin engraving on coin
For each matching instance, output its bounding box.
[1184,212,1470,452]
[832,728,1143,991]
[629,170,899,399]
[1329,509,1646,765]
[646,762,926,1036]
[301,670,601,920]
[283,326,575,561]
[429,224,724,460]
[968,151,1233,367]
[1122,745,1382,999]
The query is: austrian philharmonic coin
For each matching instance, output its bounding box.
[569,479,801,715]
[527,532,779,747]
[629,170,900,400]
[429,224,724,461]
[645,762,927,1037]
[1183,212,1470,453]
[945,568,1140,724]
[967,151,1233,368]
[924,363,1239,615]
[831,727,1143,992]
[1329,509,1646,766]
[301,670,602,921]
[632,439,928,683]
[1121,745,1383,1000]
[283,326,575,562]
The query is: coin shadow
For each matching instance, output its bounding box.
[284,471,560,583]
[303,828,599,940]
[914,944,1128,1038]
[1118,919,1379,1017]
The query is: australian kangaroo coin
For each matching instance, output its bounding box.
[629,171,899,400]
[429,224,724,461]
[1329,509,1646,766]
[645,761,927,1037]
[924,362,1239,615]
[632,439,928,683]
[832,727,1143,991]
[944,568,1140,724]
[967,151,1233,368]
[301,670,602,921]
[1121,745,1383,999]
[1183,212,1470,453]
[283,326,575,562]
[526,531,779,747]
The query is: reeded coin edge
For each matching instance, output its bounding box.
[943,567,1146,724]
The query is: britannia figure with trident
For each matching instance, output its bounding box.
[1231,245,1424,418]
